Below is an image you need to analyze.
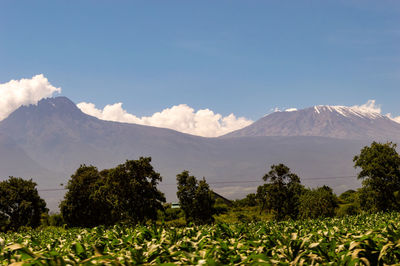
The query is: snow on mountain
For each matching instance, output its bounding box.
[312,105,383,119]
[222,104,400,140]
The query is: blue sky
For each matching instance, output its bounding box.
[0,0,399,122]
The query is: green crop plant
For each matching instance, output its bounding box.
[1,212,400,264]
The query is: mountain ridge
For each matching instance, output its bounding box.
[0,97,382,211]
[222,105,400,140]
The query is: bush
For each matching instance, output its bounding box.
[164,208,184,221]
[336,203,360,217]
[299,186,338,219]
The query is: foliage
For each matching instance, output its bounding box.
[336,203,360,217]
[163,207,184,221]
[354,141,400,211]
[299,186,338,219]
[338,189,357,204]
[0,177,47,231]
[3,212,400,264]
[41,213,65,227]
[60,165,110,227]
[176,171,215,224]
[336,190,361,217]
[214,205,271,223]
[101,157,166,224]
[258,164,304,220]
[213,199,229,215]
[156,204,186,227]
[234,193,258,207]
[60,157,165,227]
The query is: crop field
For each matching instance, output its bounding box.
[1,212,400,265]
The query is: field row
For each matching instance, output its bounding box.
[1,212,400,265]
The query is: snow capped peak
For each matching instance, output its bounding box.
[268,100,400,124]
[224,99,400,139]
[312,104,383,119]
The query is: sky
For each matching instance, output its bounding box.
[0,1,399,136]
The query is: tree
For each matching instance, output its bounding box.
[235,193,258,207]
[60,165,111,227]
[353,141,400,211]
[258,164,303,220]
[336,189,361,216]
[176,171,215,224]
[60,157,166,227]
[102,157,166,224]
[299,186,338,219]
[338,189,357,204]
[0,177,47,231]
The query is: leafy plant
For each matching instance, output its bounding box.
[2,212,400,264]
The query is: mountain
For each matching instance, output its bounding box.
[0,97,369,211]
[0,97,208,173]
[0,132,56,182]
[222,105,400,141]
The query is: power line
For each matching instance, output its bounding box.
[38,188,67,192]
[37,175,358,192]
[159,175,357,186]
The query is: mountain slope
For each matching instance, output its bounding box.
[0,97,369,211]
[222,105,400,140]
[0,97,210,173]
[0,132,56,182]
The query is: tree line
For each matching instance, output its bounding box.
[1,141,400,231]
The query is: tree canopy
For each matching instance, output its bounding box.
[60,157,165,227]
[0,177,47,231]
[258,164,304,220]
[353,141,400,211]
[60,165,110,227]
[176,171,215,224]
[299,186,338,219]
[102,157,166,224]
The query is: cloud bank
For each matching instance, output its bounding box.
[77,102,253,137]
[0,74,61,121]
[1,75,399,135]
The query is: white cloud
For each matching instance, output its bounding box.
[77,102,253,137]
[351,99,381,114]
[392,117,400,123]
[386,113,400,123]
[351,99,400,124]
[0,74,61,121]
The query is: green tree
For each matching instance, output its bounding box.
[353,141,400,211]
[338,189,357,204]
[0,177,47,231]
[61,158,166,227]
[60,165,111,227]
[258,164,303,220]
[299,186,338,219]
[336,189,361,216]
[176,171,215,224]
[101,157,166,224]
[235,193,258,207]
